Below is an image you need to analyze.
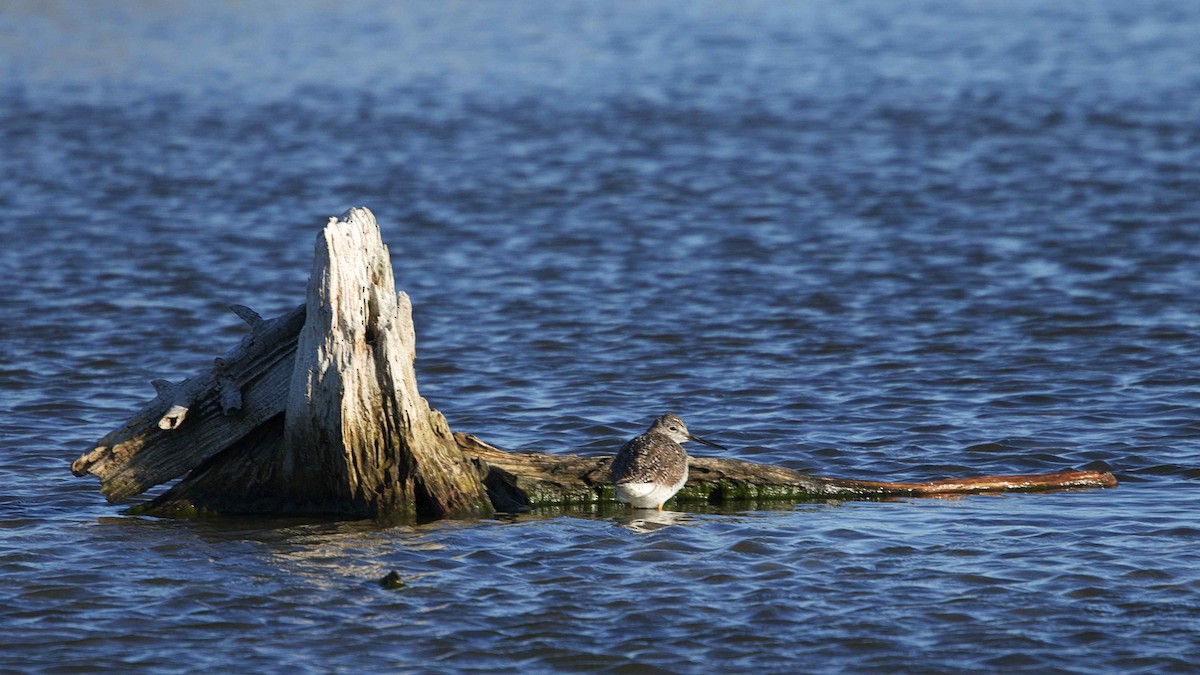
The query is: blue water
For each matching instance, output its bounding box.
[2,1,1199,671]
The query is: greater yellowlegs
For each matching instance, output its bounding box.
[611,413,727,510]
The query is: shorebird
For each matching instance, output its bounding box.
[611,413,728,510]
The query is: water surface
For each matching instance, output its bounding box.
[2,1,1199,671]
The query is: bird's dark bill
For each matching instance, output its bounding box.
[689,434,727,451]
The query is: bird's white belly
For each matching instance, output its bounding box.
[614,469,688,509]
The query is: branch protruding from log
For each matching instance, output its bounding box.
[815,469,1118,497]
[229,304,263,327]
[150,379,173,398]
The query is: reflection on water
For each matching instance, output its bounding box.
[3,0,1200,672]
[614,509,692,533]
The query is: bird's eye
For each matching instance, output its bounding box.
[669,426,678,431]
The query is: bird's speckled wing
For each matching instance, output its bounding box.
[611,432,687,487]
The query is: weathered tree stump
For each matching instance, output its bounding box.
[278,208,490,518]
[70,207,1117,520]
[73,208,491,519]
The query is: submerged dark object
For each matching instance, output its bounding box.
[69,207,1118,520]
[379,571,406,590]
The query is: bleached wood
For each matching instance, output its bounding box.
[278,207,492,518]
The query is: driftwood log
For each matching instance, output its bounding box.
[70,208,1117,520]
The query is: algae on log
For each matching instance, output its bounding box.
[70,206,1117,520]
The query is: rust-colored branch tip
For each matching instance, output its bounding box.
[819,468,1118,498]
[1088,470,1119,488]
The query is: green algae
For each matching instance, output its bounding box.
[128,500,223,519]
[518,478,826,509]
